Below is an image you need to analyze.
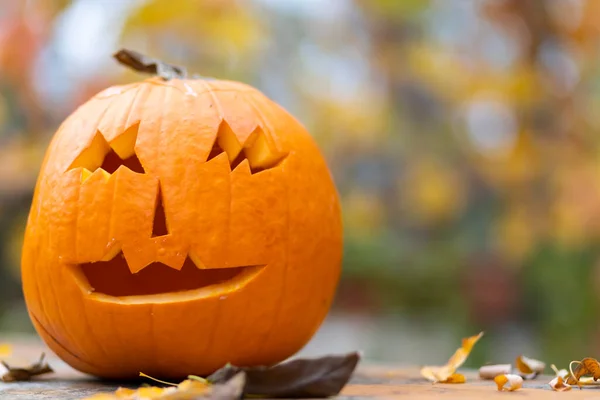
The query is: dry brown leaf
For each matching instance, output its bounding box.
[207,352,359,397]
[420,331,484,383]
[567,357,600,386]
[478,364,511,380]
[494,374,523,391]
[1,353,53,382]
[549,376,571,392]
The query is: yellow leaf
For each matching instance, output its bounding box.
[550,364,569,379]
[515,354,545,378]
[549,376,572,392]
[420,366,454,383]
[494,374,523,391]
[81,395,120,400]
[420,331,484,383]
[0,344,11,357]
[446,332,484,371]
[82,378,210,399]
[443,373,466,384]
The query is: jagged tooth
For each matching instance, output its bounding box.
[108,122,139,160]
[68,130,110,171]
[100,242,121,262]
[122,245,155,274]
[157,253,186,271]
[80,168,93,183]
[217,120,243,162]
[189,251,208,269]
[82,167,113,184]
[231,158,251,174]
[243,127,287,171]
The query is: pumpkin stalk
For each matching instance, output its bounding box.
[113,48,187,80]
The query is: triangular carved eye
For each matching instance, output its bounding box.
[206,120,287,174]
[68,123,143,177]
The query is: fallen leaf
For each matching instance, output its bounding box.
[549,376,571,392]
[567,358,600,386]
[83,372,242,400]
[207,352,360,398]
[478,364,511,380]
[548,364,600,386]
[0,344,11,357]
[83,385,189,400]
[1,353,53,382]
[203,372,245,400]
[420,331,484,383]
[494,374,523,391]
[515,354,545,379]
[443,373,466,383]
[420,365,453,383]
[550,364,569,380]
[575,377,600,385]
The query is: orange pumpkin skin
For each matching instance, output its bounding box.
[21,77,343,379]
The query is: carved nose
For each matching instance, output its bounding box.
[151,185,169,238]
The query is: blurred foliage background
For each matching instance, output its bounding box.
[2,0,600,368]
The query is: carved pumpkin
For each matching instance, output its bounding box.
[21,51,343,379]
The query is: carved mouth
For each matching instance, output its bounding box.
[71,253,264,303]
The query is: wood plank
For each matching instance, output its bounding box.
[0,337,592,399]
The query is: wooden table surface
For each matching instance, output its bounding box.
[0,337,595,399]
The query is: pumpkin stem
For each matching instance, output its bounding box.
[113,49,187,80]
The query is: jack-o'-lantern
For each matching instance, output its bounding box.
[20,50,343,379]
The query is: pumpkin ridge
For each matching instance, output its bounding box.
[74,169,111,360]
[247,92,294,358]
[243,92,281,153]
[30,312,99,369]
[51,178,94,360]
[254,169,290,359]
